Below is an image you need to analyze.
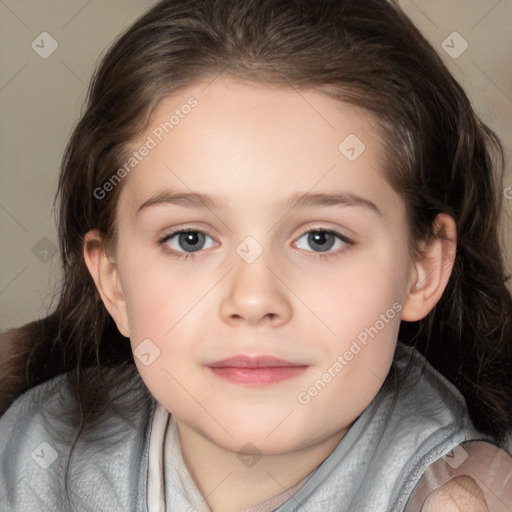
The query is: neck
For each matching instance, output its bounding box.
[175,420,349,512]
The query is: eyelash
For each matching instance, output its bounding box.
[157,228,211,261]
[157,227,355,261]
[294,227,354,260]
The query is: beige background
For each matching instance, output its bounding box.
[1,0,511,330]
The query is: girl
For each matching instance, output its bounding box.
[1,0,511,510]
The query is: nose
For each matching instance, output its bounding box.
[219,251,293,327]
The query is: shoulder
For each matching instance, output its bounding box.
[405,441,512,512]
[0,368,155,511]
[418,475,488,512]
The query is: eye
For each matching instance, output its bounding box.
[161,230,216,253]
[293,229,352,254]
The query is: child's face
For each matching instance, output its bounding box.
[110,77,416,454]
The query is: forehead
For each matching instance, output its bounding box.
[116,77,402,218]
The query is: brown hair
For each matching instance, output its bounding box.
[6,0,512,445]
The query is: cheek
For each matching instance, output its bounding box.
[293,244,408,336]
[123,275,204,414]
[297,244,408,392]
[119,251,206,341]
[119,255,214,396]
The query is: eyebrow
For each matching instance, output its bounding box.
[137,190,223,213]
[136,189,382,216]
[284,191,382,216]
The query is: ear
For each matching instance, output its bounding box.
[401,214,457,322]
[83,230,130,337]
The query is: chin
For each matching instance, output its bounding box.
[196,411,328,455]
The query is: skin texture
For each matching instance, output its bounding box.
[84,77,457,512]
[422,476,488,512]
[406,441,512,512]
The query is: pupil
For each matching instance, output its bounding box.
[179,232,204,252]
[308,231,335,252]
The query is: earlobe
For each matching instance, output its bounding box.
[83,230,130,337]
[401,214,457,322]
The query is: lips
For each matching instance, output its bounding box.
[207,355,308,385]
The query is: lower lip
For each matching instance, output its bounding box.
[208,366,308,385]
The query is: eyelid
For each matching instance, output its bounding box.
[291,226,355,258]
[293,225,354,244]
[156,225,219,260]
[306,225,351,237]
[157,223,217,242]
